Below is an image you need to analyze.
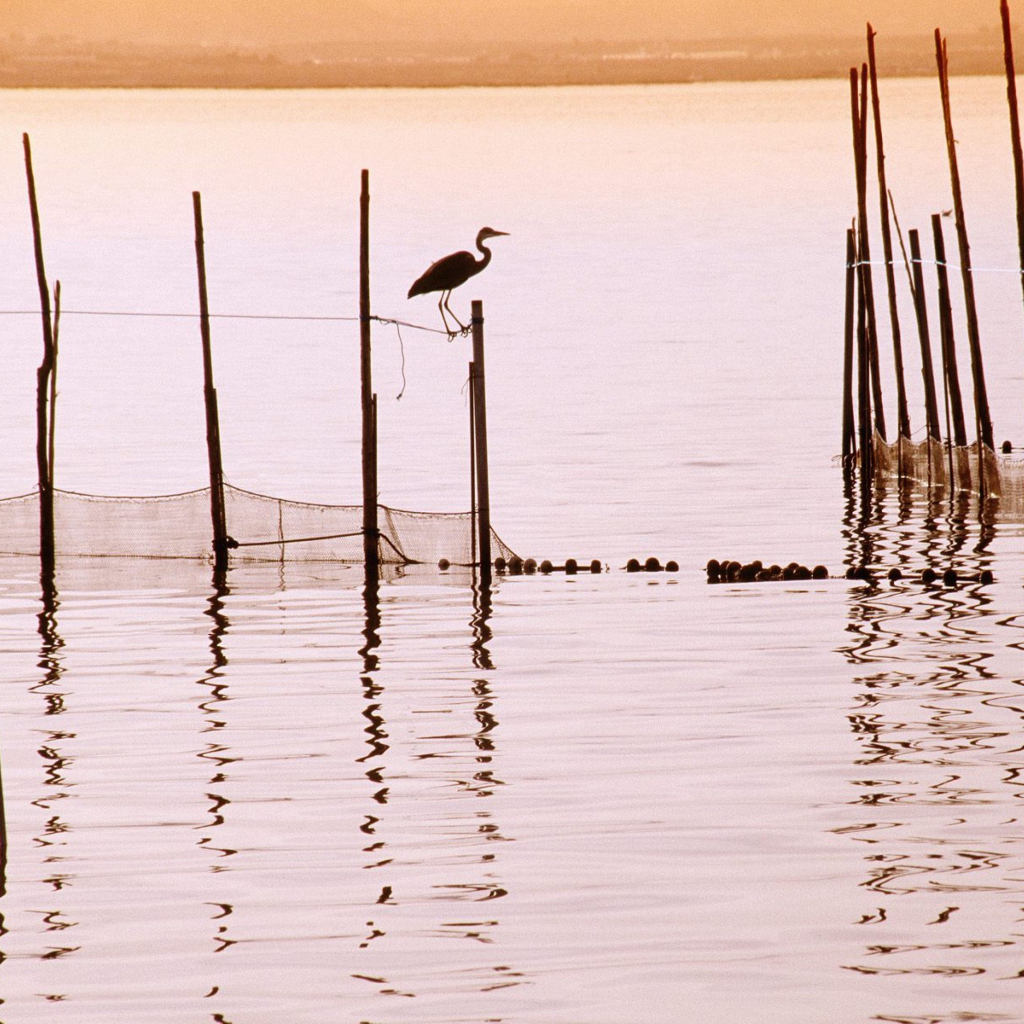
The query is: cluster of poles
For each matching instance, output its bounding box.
[22,147,498,588]
[842,2,1024,506]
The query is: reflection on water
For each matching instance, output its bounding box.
[31,571,78,977]
[196,569,237,1018]
[351,567,523,1007]
[837,486,1024,1011]
[0,561,531,1018]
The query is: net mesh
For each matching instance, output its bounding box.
[865,434,1024,517]
[0,483,517,565]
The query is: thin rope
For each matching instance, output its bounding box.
[0,309,359,321]
[394,321,407,400]
[848,257,1024,274]
[233,530,364,548]
[0,308,462,334]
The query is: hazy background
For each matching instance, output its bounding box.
[1,0,999,46]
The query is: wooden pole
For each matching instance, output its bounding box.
[856,234,873,504]
[0,739,7,899]
[908,229,942,442]
[49,281,60,490]
[935,29,994,450]
[470,301,492,584]
[360,169,379,573]
[932,214,968,450]
[1001,0,1024,320]
[842,228,857,478]
[867,25,910,440]
[850,67,887,440]
[24,133,55,575]
[469,360,477,571]
[192,191,229,572]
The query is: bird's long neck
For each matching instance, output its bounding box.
[475,235,493,270]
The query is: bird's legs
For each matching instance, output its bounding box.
[437,293,453,335]
[442,291,467,333]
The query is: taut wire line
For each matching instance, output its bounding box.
[0,307,468,336]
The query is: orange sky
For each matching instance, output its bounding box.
[2,0,1001,46]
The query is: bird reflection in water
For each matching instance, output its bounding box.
[408,227,509,335]
[835,483,1024,992]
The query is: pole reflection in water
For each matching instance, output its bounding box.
[471,577,494,673]
[357,565,391,924]
[196,567,238,1017]
[350,568,527,1006]
[836,486,1024,1002]
[27,568,79,985]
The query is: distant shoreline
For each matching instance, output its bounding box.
[0,33,1011,89]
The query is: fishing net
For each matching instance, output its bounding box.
[864,434,1024,516]
[0,483,517,565]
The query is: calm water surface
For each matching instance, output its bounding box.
[0,80,1023,1022]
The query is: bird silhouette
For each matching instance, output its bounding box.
[408,227,508,333]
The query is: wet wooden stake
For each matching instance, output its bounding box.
[1001,0,1024,319]
[856,236,873,504]
[908,229,942,444]
[850,66,887,442]
[360,169,379,574]
[469,360,477,571]
[935,29,994,452]
[470,301,492,585]
[49,281,61,491]
[932,215,968,460]
[842,228,857,478]
[868,25,910,441]
[23,133,55,575]
[192,191,229,571]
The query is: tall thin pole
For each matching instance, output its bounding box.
[867,25,910,440]
[192,191,229,572]
[470,301,492,585]
[909,229,942,443]
[850,66,887,440]
[1001,0,1024,318]
[360,169,379,572]
[469,360,477,572]
[49,281,61,490]
[856,235,874,505]
[935,29,993,450]
[932,214,968,450]
[842,228,857,478]
[24,133,55,575]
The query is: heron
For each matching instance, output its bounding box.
[408,227,509,334]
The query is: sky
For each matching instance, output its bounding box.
[2,0,1002,46]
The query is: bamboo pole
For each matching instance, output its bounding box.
[360,169,379,573]
[1001,0,1024,319]
[23,133,55,574]
[908,229,942,443]
[842,228,857,478]
[932,214,968,451]
[192,191,229,571]
[850,66,887,440]
[470,301,492,584]
[935,29,993,451]
[867,25,910,441]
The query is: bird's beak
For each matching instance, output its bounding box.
[492,230,509,236]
